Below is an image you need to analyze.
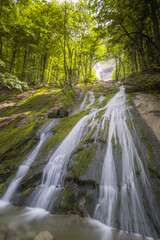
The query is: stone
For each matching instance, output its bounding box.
[34,231,54,240]
[133,93,160,142]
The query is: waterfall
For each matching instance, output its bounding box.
[94,87,160,238]
[85,91,95,109]
[79,93,88,111]
[27,113,95,212]
[0,119,57,207]
[73,91,95,115]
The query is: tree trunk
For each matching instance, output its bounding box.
[9,43,17,74]
[41,54,47,83]
[134,48,138,72]
[21,47,29,81]
[149,0,160,60]
[89,55,92,77]
[115,57,118,81]
[119,57,125,80]
[73,49,77,81]
[56,55,60,85]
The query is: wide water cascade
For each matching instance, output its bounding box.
[27,111,97,212]
[93,87,160,239]
[0,88,159,240]
[0,119,57,207]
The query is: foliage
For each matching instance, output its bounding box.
[0,73,29,91]
[0,59,6,69]
[90,0,160,81]
[0,0,107,89]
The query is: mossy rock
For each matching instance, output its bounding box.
[125,70,160,93]
[71,146,96,179]
[0,120,45,194]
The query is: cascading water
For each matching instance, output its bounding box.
[27,113,96,212]
[79,93,88,111]
[73,91,95,115]
[93,87,160,239]
[0,119,57,207]
[2,86,159,240]
[85,91,95,109]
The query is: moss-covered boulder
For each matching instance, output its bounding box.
[124,68,160,93]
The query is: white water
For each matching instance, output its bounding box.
[79,93,88,111]
[1,87,159,239]
[27,114,96,212]
[85,91,95,109]
[0,119,57,206]
[88,219,154,240]
[94,87,160,239]
[72,91,95,115]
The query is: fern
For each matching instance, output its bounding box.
[0,73,29,91]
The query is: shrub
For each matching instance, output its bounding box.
[0,73,29,91]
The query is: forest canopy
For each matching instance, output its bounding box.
[90,0,160,80]
[0,0,160,90]
[0,0,107,90]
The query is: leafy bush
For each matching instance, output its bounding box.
[0,73,29,91]
[0,59,6,68]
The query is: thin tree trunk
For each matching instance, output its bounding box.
[9,43,17,74]
[41,54,47,83]
[149,0,160,63]
[134,48,138,72]
[74,49,77,81]
[115,57,118,81]
[119,57,125,79]
[21,47,29,81]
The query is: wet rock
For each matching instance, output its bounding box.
[34,231,54,240]
[124,70,160,93]
[133,93,160,142]
[48,107,68,118]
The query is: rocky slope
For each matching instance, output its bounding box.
[133,93,160,142]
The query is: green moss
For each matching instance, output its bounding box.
[140,128,155,170]
[95,109,106,120]
[71,145,96,178]
[17,93,52,114]
[63,185,75,210]
[0,87,60,119]
[0,90,21,103]
[99,120,110,143]
[126,118,134,132]
[85,126,97,142]
[125,71,160,93]
[57,89,76,109]
[112,136,117,150]
[19,187,32,198]
[0,122,37,156]
[0,116,23,131]
[0,120,45,192]
[42,109,89,153]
